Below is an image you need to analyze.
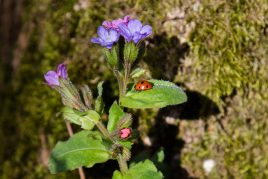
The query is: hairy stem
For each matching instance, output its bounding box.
[122,61,131,96]
[95,120,129,173]
[65,121,86,179]
[118,154,128,174]
[114,69,124,100]
[95,121,115,142]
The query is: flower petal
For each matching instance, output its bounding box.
[118,23,132,42]
[97,26,108,39]
[44,71,59,86]
[127,19,142,34]
[112,15,131,28]
[112,18,124,27]
[109,29,120,42]
[140,25,152,36]
[105,44,113,49]
[91,37,101,44]
[123,15,131,22]
[57,63,68,79]
[102,20,112,29]
[132,32,144,43]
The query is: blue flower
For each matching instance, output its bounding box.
[91,26,120,49]
[118,19,152,43]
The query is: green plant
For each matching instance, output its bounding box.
[44,16,187,178]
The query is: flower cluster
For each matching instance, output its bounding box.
[91,16,152,49]
[44,63,88,111]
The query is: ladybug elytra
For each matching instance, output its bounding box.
[134,80,153,91]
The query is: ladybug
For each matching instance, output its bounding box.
[134,80,153,91]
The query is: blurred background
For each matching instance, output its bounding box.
[0,0,268,178]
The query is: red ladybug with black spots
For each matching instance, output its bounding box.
[134,80,153,91]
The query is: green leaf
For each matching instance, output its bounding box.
[151,149,165,163]
[112,171,123,179]
[120,79,187,108]
[49,131,110,174]
[112,160,163,179]
[80,110,100,130]
[118,141,133,150]
[107,101,125,132]
[62,106,84,125]
[95,81,104,114]
[62,107,100,130]
[131,149,164,165]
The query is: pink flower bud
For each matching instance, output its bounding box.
[119,128,132,139]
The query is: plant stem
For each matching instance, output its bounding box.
[78,168,86,179]
[122,61,131,96]
[95,121,115,142]
[118,154,128,174]
[114,69,124,100]
[65,121,86,179]
[95,120,129,173]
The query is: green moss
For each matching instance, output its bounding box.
[178,1,268,178]
[177,0,268,106]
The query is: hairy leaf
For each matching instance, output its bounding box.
[62,107,100,130]
[107,101,125,132]
[49,131,110,174]
[120,79,187,108]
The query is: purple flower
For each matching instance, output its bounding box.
[91,26,120,49]
[102,15,130,30]
[44,63,68,86]
[118,19,152,43]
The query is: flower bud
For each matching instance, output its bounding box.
[95,81,104,114]
[44,63,87,111]
[103,45,119,67]
[119,128,132,139]
[124,42,139,62]
[79,84,93,109]
[57,63,68,79]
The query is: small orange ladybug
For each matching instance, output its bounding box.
[135,80,153,91]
